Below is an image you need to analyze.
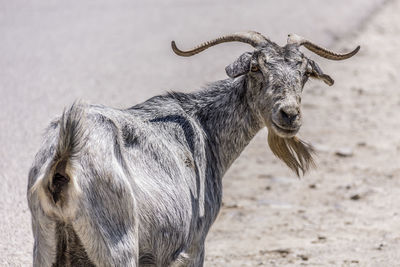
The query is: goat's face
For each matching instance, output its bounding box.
[252,45,308,138]
[226,44,333,138]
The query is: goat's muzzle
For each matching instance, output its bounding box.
[271,104,302,138]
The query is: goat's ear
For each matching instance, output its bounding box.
[307,60,334,86]
[225,52,253,78]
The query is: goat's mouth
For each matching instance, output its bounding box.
[271,121,300,138]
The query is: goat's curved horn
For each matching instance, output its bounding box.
[171,31,269,57]
[287,34,360,60]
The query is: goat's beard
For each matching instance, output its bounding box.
[267,129,315,177]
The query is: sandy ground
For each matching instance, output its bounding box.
[1,0,398,266]
[205,1,400,266]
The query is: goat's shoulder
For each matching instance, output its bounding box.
[126,94,202,144]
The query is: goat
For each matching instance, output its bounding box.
[27,31,359,266]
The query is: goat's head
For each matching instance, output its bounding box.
[171,32,359,175]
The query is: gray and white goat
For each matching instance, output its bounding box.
[27,31,359,266]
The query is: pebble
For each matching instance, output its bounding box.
[335,148,354,157]
[357,141,367,147]
[350,194,361,200]
[260,249,290,257]
[297,254,309,261]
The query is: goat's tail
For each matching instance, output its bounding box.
[47,101,87,204]
[29,101,88,218]
[56,101,87,163]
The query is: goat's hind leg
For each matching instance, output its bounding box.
[70,164,140,267]
[29,159,139,266]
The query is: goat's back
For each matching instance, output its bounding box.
[28,100,220,266]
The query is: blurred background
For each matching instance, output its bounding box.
[2,0,400,265]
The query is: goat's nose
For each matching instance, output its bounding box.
[279,105,299,123]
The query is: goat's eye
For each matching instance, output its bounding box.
[251,65,259,72]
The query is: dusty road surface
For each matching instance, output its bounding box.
[206,1,400,266]
[1,0,397,266]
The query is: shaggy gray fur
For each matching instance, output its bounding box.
[28,36,338,266]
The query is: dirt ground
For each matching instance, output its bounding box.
[1,0,399,266]
[205,1,400,266]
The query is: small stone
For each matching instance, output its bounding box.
[311,236,327,244]
[357,141,367,147]
[309,184,317,189]
[335,148,353,157]
[260,248,291,257]
[297,254,309,261]
[350,194,361,201]
[273,249,290,257]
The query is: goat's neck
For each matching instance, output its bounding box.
[194,77,264,176]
